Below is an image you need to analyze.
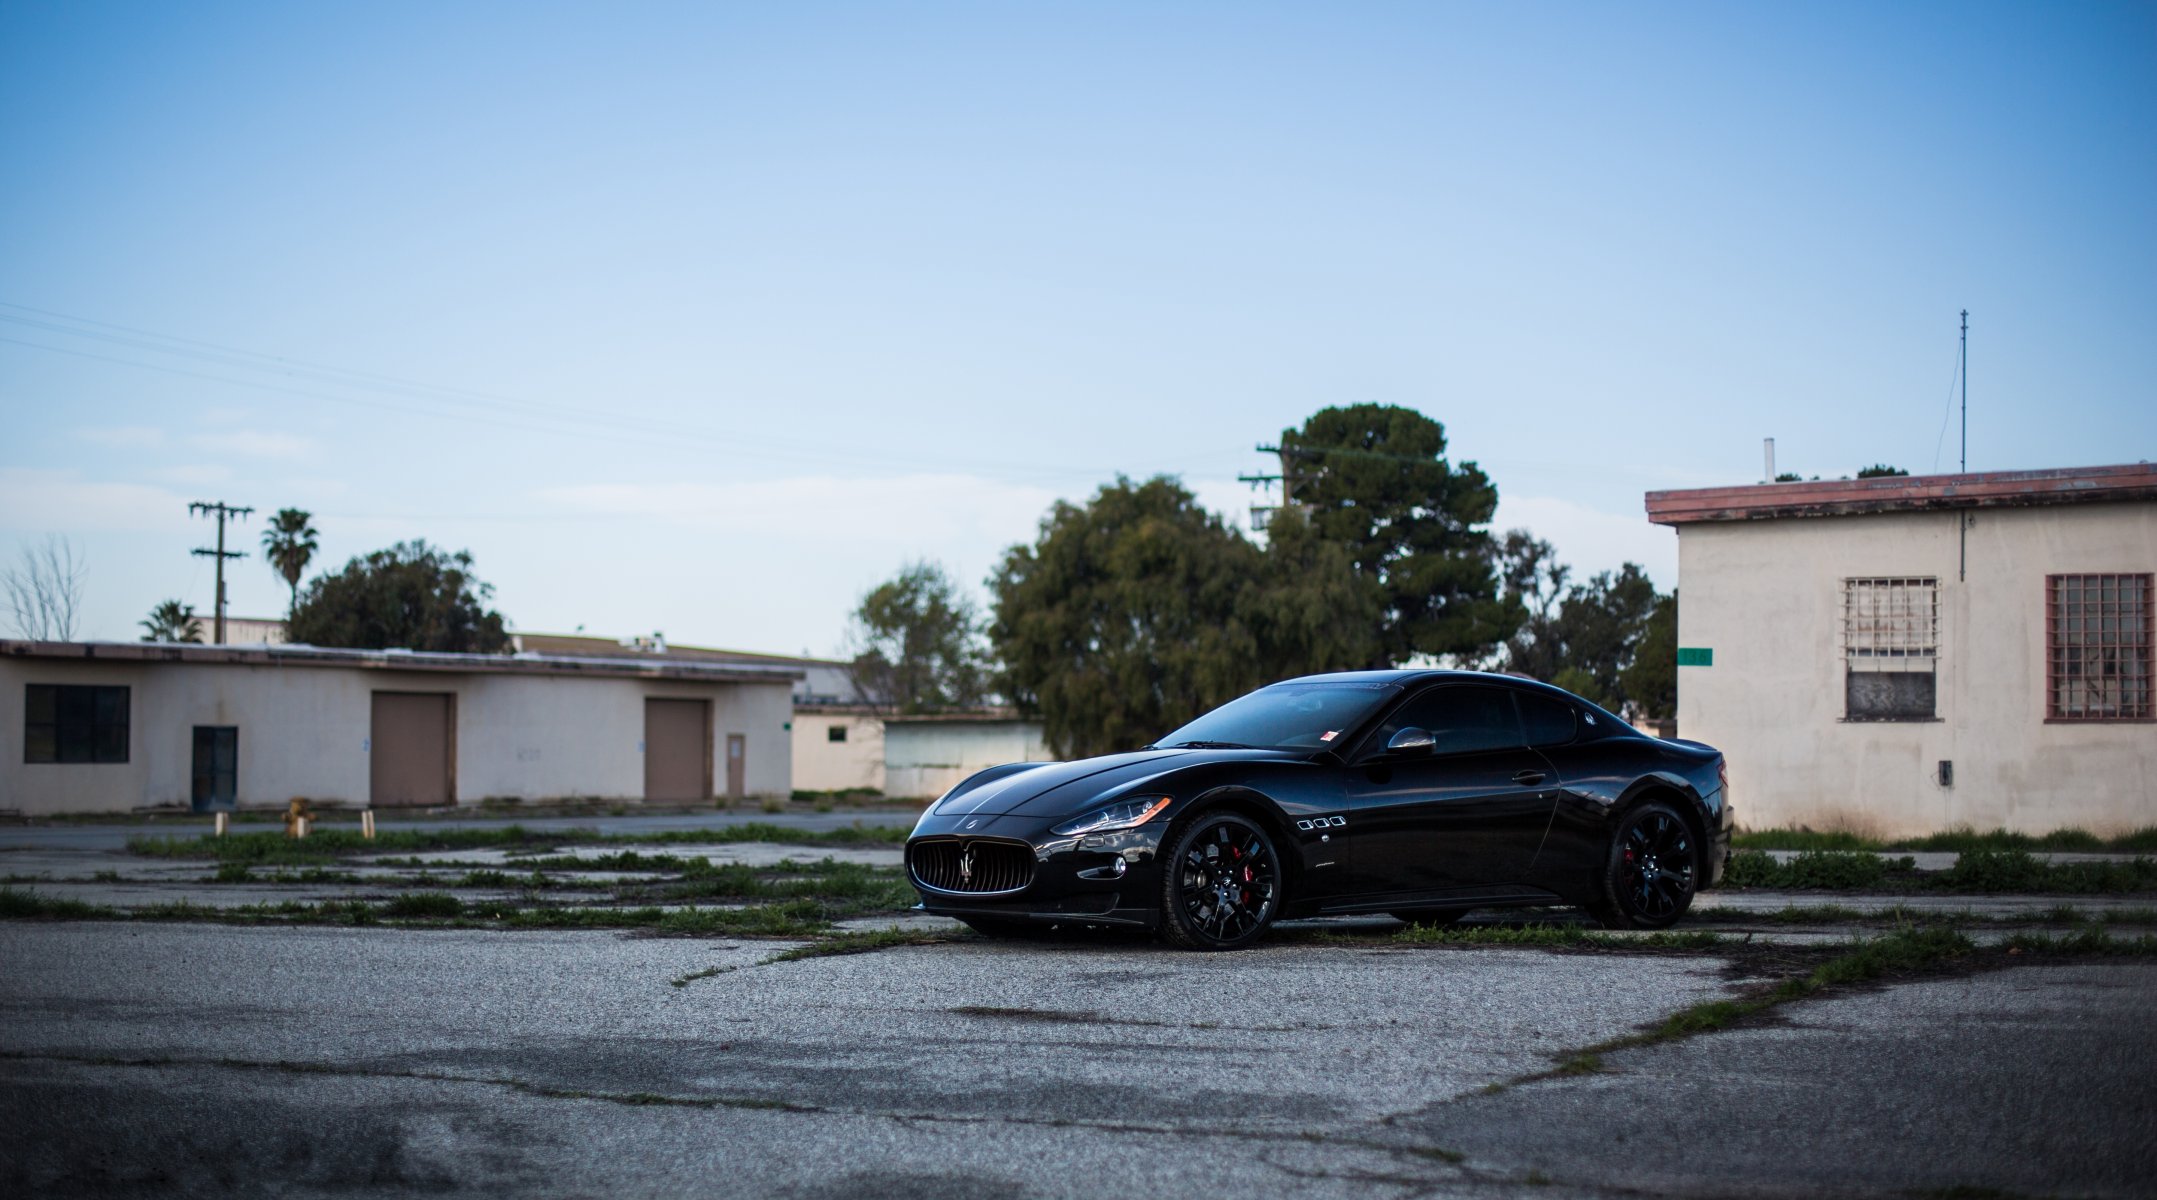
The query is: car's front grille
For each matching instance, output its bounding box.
[909,838,1034,895]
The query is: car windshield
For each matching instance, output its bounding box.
[1155,681,1403,752]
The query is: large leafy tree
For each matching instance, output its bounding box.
[1621,590,1678,720]
[1483,529,1569,676]
[260,508,320,615]
[286,540,510,653]
[990,476,1376,758]
[846,561,986,713]
[139,598,204,643]
[1279,404,1515,666]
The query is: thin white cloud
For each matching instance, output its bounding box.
[188,431,316,459]
[539,473,1059,552]
[75,425,165,448]
[1493,494,1677,589]
[148,464,234,486]
[0,468,193,533]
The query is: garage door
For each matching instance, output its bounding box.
[645,698,710,802]
[371,692,454,808]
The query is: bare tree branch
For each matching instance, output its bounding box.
[3,536,87,640]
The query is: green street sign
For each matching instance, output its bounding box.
[1676,647,1714,667]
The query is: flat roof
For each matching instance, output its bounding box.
[0,640,804,684]
[512,632,848,668]
[1645,462,2157,526]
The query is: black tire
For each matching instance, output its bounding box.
[1390,908,1469,928]
[1158,812,1282,951]
[957,915,1054,940]
[1590,801,1699,930]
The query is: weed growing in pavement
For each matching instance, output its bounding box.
[381,892,466,919]
[762,926,955,962]
[0,885,104,918]
[2000,927,2157,956]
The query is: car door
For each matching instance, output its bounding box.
[1338,684,1560,898]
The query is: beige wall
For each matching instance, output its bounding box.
[0,658,792,814]
[1675,502,2156,836]
[790,712,886,793]
[884,720,1052,800]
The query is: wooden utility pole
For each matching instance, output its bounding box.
[189,500,253,644]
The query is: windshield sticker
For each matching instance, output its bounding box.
[1319,730,1338,742]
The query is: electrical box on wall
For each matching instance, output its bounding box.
[1938,760,1954,788]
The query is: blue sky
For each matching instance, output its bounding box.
[3,1,2151,654]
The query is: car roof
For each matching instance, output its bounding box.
[1275,668,1532,687]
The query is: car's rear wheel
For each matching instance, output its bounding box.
[1390,908,1469,928]
[1158,812,1281,951]
[1591,800,1698,929]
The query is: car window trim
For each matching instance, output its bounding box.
[1351,682,1530,762]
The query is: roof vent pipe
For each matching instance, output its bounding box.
[1763,437,1777,484]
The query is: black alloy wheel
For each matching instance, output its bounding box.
[1592,800,1698,929]
[1158,812,1281,950]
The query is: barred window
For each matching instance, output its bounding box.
[24,684,131,763]
[2047,574,2152,721]
[1842,578,1938,721]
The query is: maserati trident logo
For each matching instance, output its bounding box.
[958,845,975,885]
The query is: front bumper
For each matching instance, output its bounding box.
[906,810,1171,927]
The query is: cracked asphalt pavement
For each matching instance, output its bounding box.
[2,921,2153,1198]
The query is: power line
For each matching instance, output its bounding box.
[188,501,253,644]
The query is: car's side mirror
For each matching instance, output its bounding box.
[1386,727,1436,756]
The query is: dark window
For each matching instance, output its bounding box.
[1516,693,1578,747]
[2048,574,2153,721]
[827,725,848,743]
[24,684,130,764]
[1374,686,1522,756]
[1843,577,1938,721]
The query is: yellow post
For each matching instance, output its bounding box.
[361,810,376,840]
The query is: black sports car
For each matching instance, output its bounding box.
[906,670,1731,949]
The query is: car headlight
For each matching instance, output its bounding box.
[1051,796,1173,837]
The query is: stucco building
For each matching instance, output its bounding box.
[1646,463,2155,837]
[2,640,798,815]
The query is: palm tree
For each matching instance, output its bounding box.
[140,599,204,643]
[261,508,320,614]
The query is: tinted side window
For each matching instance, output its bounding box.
[1517,693,1578,747]
[1375,686,1522,755]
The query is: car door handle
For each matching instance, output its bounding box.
[1512,769,1547,786]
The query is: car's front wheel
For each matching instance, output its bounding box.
[1590,800,1698,929]
[1158,812,1281,951]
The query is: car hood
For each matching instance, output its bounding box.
[934,748,1300,819]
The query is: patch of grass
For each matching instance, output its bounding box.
[379,892,465,919]
[1505,927,1980,1091]
[0,886,109,919]
[1737,825,2157,854]
[213,862,253,883]
[762,926,952,962]
[1722,847,2157,894]
[2001,927,2157,956]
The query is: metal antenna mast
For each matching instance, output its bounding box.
[1958,310,1969,582]
[189,500,254,644]
[1960,309,1968,474]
